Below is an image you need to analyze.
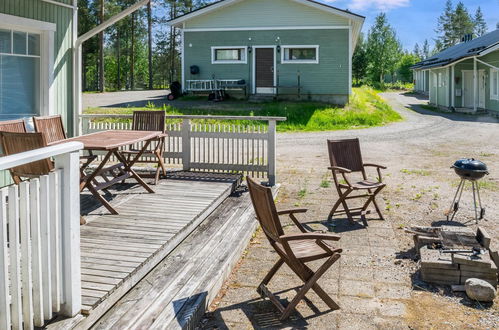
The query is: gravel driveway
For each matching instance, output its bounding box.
[201,92,499,329]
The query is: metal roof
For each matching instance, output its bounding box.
[412,29,499,70]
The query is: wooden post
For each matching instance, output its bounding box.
[451,65,455,108]
[474,57,478,112]
[54,150,81,317]
[267,120,276,186]
[182,118,191,171]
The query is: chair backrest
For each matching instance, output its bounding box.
[0,119,27,133]
[33,115,67,144]
[1,132,53,177]
[327,138,364,172]
[132,111,166,132]
[247,176,284,243]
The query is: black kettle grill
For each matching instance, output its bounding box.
[447,158,489,223]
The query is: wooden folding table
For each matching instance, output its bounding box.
[66,130,164,215]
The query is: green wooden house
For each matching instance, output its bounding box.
[168,0,364,105]
[0,0,77,184]
[413,29,499,115]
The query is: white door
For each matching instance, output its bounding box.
[462,71,474,108]
[479,70,485,108]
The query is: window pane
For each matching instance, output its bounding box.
[13,31,27,55]
[0,29,11,54]
[0,55,39,119]
[28,33,40,56]
[215,49,241,61]
[286,48,316,61]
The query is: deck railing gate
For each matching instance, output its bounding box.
[80,114,286,186]
[0,142,83,329]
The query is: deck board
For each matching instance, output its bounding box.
[75,174,236,318]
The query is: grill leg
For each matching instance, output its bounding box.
[475,181,485,220]
[447,179,465,222]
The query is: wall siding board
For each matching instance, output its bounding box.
[185,0,349,29]
[184,29,349,96]
[0,0,74,187]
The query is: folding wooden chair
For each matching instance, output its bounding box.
[327,138,386,224]
[247,176,342,320]
[34,115,96,176]
[0,119,27,134]
[121,111,167,184]
[0,132,53,184]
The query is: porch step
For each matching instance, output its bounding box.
[91,184,278,330]
[248,94,276,103]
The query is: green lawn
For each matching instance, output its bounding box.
[84,87,402,132]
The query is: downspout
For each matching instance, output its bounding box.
[73,0,150,136]
[473,56,477,112]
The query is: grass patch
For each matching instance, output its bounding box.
[400,168,431,176]
[320,179,331,188]
[84,87,402,132]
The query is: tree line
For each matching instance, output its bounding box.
[78,0,210,92]
[352,1,490,86]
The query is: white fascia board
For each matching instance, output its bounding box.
[168,0,364,28]
[479,43,499,57]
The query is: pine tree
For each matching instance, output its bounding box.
[422,39,430,59]
[451,2,475,44]
[413,43,421,59]
[435,0,454,50]
[473,7,488,37]
[366,13,402,83]
[352,33,367,83]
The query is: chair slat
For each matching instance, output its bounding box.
[33,115,67,145]
[327,138,364,172]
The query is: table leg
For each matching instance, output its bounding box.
[113,147,155,194]
[80,150,119,215]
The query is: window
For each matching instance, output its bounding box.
[0,28,41,120]
[282,46,319,64]
[491,68,499,101]
[211,47,247,64]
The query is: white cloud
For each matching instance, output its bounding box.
[346,0,410,11]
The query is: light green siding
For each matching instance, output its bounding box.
[185,0,349,29]
[481,51,499,113]
[429,67,450,107]
[0,0,75,131]
[184,29,350,99]
[0,0,75,187]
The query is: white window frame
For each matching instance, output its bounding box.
[211,46,248,64]
[281,45,319,64]
[0,13,55,118]
[490,68,499,101]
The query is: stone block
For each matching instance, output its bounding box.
[476,227,491,249]
[452,253,493,269]
[420,247,457,270]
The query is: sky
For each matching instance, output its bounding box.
[321,0,499,51]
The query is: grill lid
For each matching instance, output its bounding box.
[452,158,488,172]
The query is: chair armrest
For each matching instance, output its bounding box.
[280,233,341,242]
[363,163,387,169]
[277,208,308,216]
[328,166,352,173]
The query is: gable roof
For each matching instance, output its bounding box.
[168,0,365,27]
[413,29,499,70]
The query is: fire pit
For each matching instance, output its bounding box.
[447,158,489,223]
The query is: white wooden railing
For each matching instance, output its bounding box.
[80,114,286,185]
[0,142,83,329]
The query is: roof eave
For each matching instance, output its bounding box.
[167,0,365,27]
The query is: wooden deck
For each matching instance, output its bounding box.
[48,172,241,329]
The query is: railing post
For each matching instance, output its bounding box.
[182,118,191,171]
[54,150,81,317]
[267,120,277,186]
[80,116,89,136]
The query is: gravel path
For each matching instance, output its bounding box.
[200,92,499,329]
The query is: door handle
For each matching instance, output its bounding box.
[271,67,274,73]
